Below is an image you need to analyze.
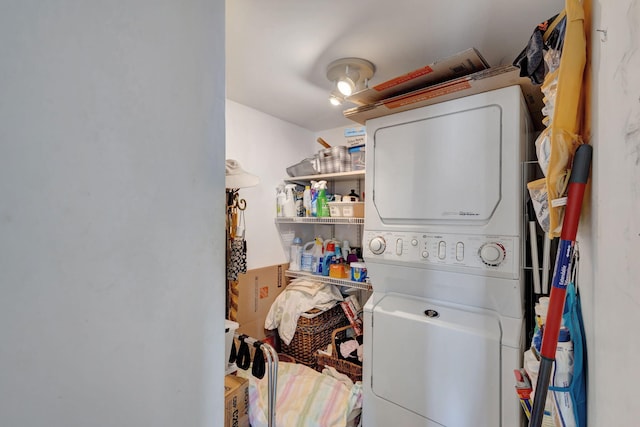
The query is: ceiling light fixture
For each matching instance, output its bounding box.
[326,58,375,103]
[329,92,343,106]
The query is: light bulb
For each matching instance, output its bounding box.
[329,95,342,106]
[337,77,355,97]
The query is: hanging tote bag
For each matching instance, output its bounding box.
[227,210,248,282]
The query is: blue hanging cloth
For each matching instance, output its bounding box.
[548,281,587,426]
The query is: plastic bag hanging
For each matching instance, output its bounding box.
[513,12,566,85]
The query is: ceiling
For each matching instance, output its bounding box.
[226,0,562,132]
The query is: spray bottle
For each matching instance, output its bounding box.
[303,185,311,217]
[310,181,318,217]
[317,180,329,217]
[283,184,297,217]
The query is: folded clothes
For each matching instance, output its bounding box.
[264,278,343,345]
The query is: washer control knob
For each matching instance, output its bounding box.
[369,236,386,255]
[411,239,418,246]
[479,242,506,266]
[421,251,429,259]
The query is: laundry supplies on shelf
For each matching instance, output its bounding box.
[275,169,369,292]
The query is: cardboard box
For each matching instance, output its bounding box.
[344,126,366,147]
[236,263,289,341]
[224,375,249,427]
[340,296,363,336]
[346,48,489,106]
[344,65,544,130]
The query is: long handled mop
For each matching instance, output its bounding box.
[529,143,592,427]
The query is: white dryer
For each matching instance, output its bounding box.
[362,86,533,426]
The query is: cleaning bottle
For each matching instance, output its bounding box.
[343,240,352,260]
[310,180,319,217]
[276,185,285,217]
[317,180,329,217]
[289,237,303,271]
[283,184,297,217]
[303,185,311,217]
[321,240,336,276]
[301,241,315,272]
[310,237,324,275]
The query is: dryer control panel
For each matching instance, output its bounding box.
[363,230,520,279]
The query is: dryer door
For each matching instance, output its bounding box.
[371,294,502,427]
[371,103,502,224]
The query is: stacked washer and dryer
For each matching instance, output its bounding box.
[362,85,533,426]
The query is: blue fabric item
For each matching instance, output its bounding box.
[548,281,587,427]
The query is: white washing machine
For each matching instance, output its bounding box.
[362,86,533,426]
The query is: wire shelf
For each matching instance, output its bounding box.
[285,270,372,291]
[284,170,365,183]
[275,217,364,225]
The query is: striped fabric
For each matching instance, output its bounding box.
[238,362,362,427]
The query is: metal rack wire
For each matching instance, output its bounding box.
[285,270,372,291]
[275,217,364,225]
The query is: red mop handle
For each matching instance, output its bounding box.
[561,144,593,242]
[529,144,592,427]
[540,144,592,357]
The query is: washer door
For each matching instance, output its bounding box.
[371,294,502,427]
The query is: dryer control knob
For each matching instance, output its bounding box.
[369,237,386,255]
[479,243,506,266]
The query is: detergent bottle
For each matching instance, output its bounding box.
[321,240,336,276]
[301,241,315,272]
[310,237,324,275]
[283,184,297,217]
[317,180,329,217]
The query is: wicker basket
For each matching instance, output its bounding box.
[316,325,363,382]
[280,304,348,367]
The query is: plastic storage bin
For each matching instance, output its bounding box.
[348,145,366,170]
[286,157,319,177]
[318,146,352,174]
[328,201,364,218]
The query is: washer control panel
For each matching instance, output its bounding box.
[363,230,519,278]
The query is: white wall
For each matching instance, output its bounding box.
[0,1,226,426]
[226,100,316,269]
[585,1,640,424]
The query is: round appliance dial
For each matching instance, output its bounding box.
[369,236,386,255]
[479,242,506,266]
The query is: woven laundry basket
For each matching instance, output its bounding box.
[316,325,363,382]
[280,304,348,367]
